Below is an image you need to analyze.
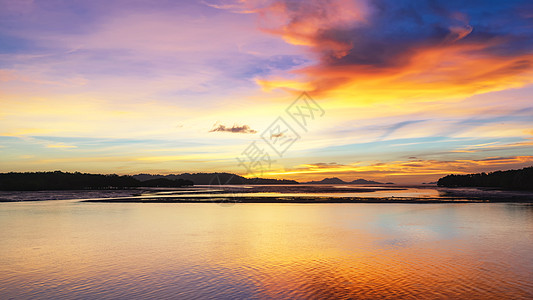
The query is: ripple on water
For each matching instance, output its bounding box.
[1,202,532,299]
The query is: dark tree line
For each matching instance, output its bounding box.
[133,172,298,185]
[0,171,193,191]
[141,178,194,188]
[437,166,533,190]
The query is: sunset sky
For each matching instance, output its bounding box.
[1,0,533,184]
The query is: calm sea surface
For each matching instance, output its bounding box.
[1,195,533,299]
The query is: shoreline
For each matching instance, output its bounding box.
[82,196,533,204]
[2,185,533,203]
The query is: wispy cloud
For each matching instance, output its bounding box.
[46,143,77,149]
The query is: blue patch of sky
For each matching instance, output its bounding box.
[313,136,526,157]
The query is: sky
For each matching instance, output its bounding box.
[1,0,532,184]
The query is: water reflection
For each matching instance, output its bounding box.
[1,202,532,299]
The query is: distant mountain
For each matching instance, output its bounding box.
[134,173,246,185]
[133,173,298,185]
[350,179,385,185]
[305,177,385,184]
[305,177,346,184]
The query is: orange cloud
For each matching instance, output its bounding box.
[257,0,368,57]
[239,0,533,102]
[255,40,533,106]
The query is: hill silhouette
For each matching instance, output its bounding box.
[1,171,392,190]
[140,178,194,188]
[305,177,385,184]
[0,171,144,191]
[437,166,533,190]
[133,173,298,185]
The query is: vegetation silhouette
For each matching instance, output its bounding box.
[133,172,298,185]
[141,178,194,187]
[437,166,533,190]
[0,171,294,190]
[0,171,192,191]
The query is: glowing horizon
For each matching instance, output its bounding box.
[1,0,533,184]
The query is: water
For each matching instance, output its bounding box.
[2,185,532,202]
[1,198,532,299]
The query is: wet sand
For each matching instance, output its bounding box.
[83,185,533,203]
[2,185,533,203]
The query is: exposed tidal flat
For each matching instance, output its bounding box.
[1,184,533,203]
[1,186,533,299]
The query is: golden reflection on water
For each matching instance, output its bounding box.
[1,202,532,299]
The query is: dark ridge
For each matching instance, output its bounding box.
[0,171,192,191]
[140,178,193,188]
[0,171,140,191]
[437,166,533,190]
[0,171,298,190]
[133,173,298,185]
[305,177,346,184]
[350,179,385,185]
[304,177,385,184]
